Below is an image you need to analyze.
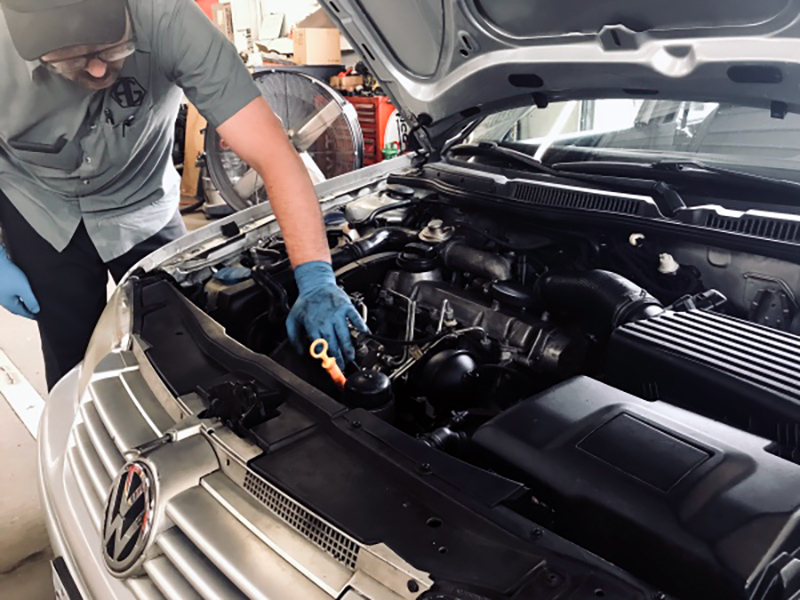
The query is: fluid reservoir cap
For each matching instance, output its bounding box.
[397,242,439,273]
[419,219,455,244]
[324,211,347,227]
[212,265,252,285]
[384,183,416,199]
[345,370,393,410]
[491,281,537,310]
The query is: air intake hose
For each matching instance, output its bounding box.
[441,241,513,281]
[539,270,663,336]
[331,227,418,270]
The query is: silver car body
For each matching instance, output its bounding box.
[38,157,431,600]
[40,1,800,597]
[324,0,800,142]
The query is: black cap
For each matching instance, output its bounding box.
[1,0,127,61]
[344,371,393,411]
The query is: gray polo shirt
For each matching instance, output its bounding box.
[0,0,260,261]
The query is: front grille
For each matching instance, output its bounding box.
[243,471,360,570]
[62,352,372,600]
[68,365,240,600]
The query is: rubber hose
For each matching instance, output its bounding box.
[539,270,663,335]
[353,200,416,227]
[331,227,418,270]
[441,241,512,281]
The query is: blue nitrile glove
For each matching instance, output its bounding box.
[0,247,39,319]
[286,261,368,368]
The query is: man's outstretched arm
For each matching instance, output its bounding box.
[154,0,366,365]
[216,97,367,367]
[216,97,330,267]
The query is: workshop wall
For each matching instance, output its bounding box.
[227,0,320,56]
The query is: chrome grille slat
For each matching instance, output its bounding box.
[73,423,111,499]
[144,556,203,600]
[242,471,360,570]
[202,472,351,596]
[128,576,168,600]
[90,377,161,452]
[80,401,124,475]
[94,351,140,376]
[66,446,103,530]
[158,528,248,600]
[121,370,176,435]
[167,487,331,600]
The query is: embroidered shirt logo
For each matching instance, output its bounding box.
[110,77,147,108]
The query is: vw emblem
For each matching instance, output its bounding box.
[102,462,156,575]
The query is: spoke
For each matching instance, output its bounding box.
[233,168,264,199]
[300,152,327,186]
[293,101,340,152]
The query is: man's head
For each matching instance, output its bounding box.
[1,0,131,90]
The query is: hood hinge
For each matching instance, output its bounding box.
[406,112,435,157]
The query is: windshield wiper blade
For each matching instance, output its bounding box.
[554,159,800,196]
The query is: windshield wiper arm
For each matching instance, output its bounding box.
[655,159,800,192]
[447,142,561,176]
[554,159,800,196]
[447,143,686,216]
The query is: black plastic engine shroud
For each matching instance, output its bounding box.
[473,375,800,600]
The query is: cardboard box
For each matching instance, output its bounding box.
[330,75,364,92]
[211,3,235,43]
[293,8,342,66]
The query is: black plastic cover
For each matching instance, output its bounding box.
[607,309,800,448]
[472,376,800,600]
[491,280,537,310]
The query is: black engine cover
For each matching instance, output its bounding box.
[472,376,800,600]
[607,309,800,450]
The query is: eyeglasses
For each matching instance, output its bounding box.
[41,39,136,75]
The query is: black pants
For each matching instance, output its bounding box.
[0,194,187,389]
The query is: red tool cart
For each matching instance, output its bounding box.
[347,96,405,166]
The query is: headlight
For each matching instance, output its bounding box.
[77,282,133,397]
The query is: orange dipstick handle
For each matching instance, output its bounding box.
[310,339,347,389]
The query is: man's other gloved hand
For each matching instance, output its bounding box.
[286,261,368,368]
[0,247,39,319]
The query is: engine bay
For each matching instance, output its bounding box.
[191,187,663,431]
[159,180,800,600]
[186,183,800,444]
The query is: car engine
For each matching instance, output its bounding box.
[181,186,800,600]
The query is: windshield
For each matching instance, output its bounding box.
[468,99,800,175]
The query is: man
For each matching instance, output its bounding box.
[0,0,365,389]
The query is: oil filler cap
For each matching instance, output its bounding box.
[345,370,393,411]
[397,243,439,272]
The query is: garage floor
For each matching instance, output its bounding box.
[0,312,53,600]
[0,210,209,599]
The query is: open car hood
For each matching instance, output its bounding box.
[324,0,800,146]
